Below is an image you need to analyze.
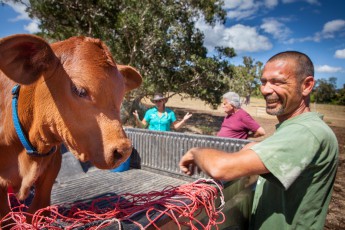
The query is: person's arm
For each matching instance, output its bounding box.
[133,110,148,128]
[172,112,192,130]
[179,147,268,181]
[251,127,266,138]
[242,112,266,138]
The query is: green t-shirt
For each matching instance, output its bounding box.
[250,112,338,230]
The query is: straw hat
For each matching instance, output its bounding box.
[150,93,168,103]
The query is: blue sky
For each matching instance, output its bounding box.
[1,0,345,88]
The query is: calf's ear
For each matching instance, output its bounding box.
[0,34,57,85]
[117,65,142,92]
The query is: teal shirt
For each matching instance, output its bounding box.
[250,112,338,230]
[143,107,177,131]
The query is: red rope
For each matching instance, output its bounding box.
[1,179,225,229]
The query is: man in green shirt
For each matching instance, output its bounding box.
[179,51,339,229]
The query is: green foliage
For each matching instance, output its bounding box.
[13,0,235,114]
[227,56,263,98]
[312,77,337,104]
[333,88,345,105]
[310,77,344,105]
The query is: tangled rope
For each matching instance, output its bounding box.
[1,179,225,229]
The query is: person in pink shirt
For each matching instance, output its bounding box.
[217,92,265,139]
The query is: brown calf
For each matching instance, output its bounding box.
[0,34,142,218]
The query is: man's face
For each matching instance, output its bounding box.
[260,59,303,120]
[222,99,235,114]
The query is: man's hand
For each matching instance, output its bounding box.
[179,148,198,175]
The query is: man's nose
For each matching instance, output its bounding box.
[260,83,273,95]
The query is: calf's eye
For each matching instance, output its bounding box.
[71,83,88,98]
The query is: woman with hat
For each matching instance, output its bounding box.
[133,93,192,131]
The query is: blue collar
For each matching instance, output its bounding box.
[11,85,56,157]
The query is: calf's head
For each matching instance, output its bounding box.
[0,34,142,169]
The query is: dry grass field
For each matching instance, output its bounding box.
[139,94,345,229]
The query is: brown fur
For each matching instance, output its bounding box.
[0,34,142,218]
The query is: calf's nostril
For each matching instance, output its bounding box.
[113,149,122,161]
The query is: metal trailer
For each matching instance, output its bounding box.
[52,128,256,229]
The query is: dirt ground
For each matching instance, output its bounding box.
[143,95,345,229]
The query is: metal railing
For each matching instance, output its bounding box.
[125,128,251,180]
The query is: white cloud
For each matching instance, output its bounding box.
[223,0,322,21]
[282,0,320,5]
[335,49,345,59]
[287,19,345,43]
[5,1,40,34]
[265,0,279,8]
[322,20,345,35]
[223,0,255,10]
[313,20,345,41]
[24,21,40,34]
[226,1,259,21]
[224,0,278,21]
[315,65,342,73]
[196,19,272,53]
[260,18,291,40]
[5,1,30,21]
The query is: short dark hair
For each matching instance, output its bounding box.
[267,51,314,82]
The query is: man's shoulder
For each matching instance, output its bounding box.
[283,112,330,130]
[237,108,251,116]
[238,108,255,121]
[280,112,323,128]
[278,112,337,144]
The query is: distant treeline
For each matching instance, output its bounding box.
[310,77,345,105]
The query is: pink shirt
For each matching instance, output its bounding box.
[217,108,260,139]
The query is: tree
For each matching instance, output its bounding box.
[228,56,263,98]
[312,77,337,104]
[335,87,345,105]
[5,0,236,123]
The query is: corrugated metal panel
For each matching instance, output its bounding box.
[52,169,188,205]
[125,128,251,180]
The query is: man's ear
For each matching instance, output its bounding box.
[302,76,315,96]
